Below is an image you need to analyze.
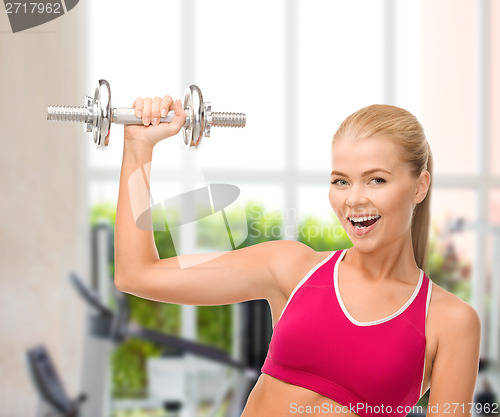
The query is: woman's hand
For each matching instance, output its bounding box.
[123,95,187,147]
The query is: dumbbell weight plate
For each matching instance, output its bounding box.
[183,84,204,151]
[93,79,112,150]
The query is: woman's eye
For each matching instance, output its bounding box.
[330,178,385,186]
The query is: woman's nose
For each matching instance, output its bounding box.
[346,186,368,207]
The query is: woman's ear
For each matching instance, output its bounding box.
[413,171,431,205]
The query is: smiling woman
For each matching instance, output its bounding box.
[115,99,481,417]
[329,105,433,270]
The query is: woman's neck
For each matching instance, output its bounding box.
[343,237,420,284]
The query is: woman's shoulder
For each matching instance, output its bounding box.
[260,240,333,267]
[256,239,319,256]
[428,280,481,338]
[429,281,478,315]
[259,240,333,298]
[426,280,481,381]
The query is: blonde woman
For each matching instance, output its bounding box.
[115,96,481,416]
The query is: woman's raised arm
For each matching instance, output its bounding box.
[114,95,185,283]
[114,94,316,307]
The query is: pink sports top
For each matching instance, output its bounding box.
[261,249,433,417]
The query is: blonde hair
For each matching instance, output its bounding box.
[333,104,433,271]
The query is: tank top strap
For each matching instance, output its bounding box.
[305,249,343,287]
[400,271,431,334]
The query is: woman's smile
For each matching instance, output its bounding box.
[347,214,382,237]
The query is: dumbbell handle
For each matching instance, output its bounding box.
[113,108,246,128]
[112,107,246,128]
[47,105,244,129]
[112,108,190,127]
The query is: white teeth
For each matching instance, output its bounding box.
[348,215,381,223]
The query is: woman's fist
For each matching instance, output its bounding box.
[124,95,186,147]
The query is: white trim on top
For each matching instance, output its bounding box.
[333,249,424,327]
[420,276,433,398]
[425,278,433,317]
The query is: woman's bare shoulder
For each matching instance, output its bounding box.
[262,240,333,298]
[428,281,481,337]
[426,280,481,388]
[429,281,476,313]
[260,239,330,268]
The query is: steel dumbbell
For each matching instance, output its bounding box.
[47,79,246,151]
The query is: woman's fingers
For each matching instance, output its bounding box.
[161,95,174,115]
[133,97,144,118]
[151,96,162,126]
[170,99,187,131]
[129,95,185,143]
[160,95,173,118]
[142,98,152,126]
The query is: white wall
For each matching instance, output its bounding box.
[0,5,89,416]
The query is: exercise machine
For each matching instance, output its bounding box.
[26,223,272,417]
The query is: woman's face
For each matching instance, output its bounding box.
[329,135,429,251]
